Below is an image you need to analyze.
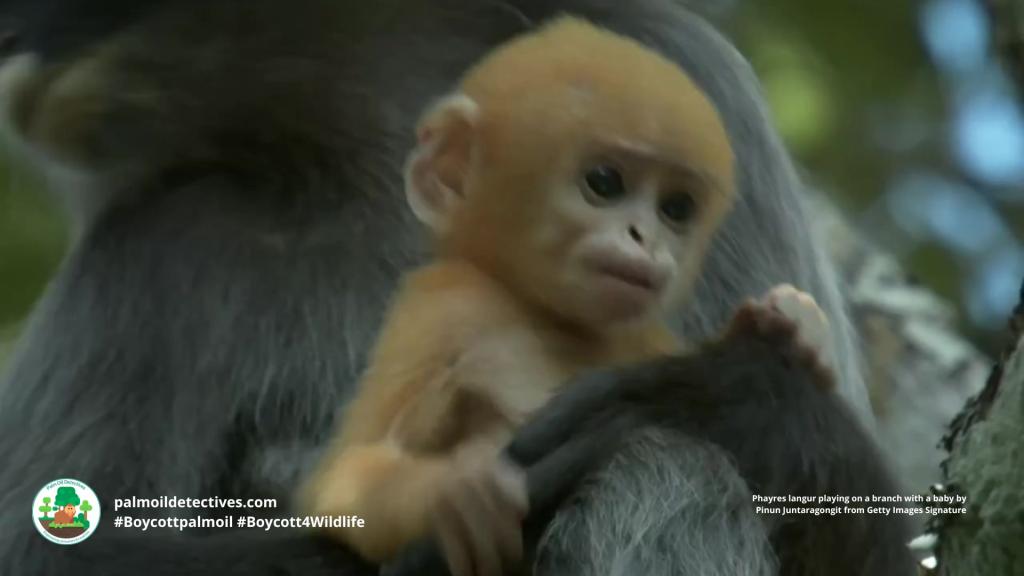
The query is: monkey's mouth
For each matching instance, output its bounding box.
[587,258,664,295]
[600,266,655,290]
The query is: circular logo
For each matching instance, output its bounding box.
[32,479,101,545]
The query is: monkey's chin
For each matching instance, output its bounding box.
[586,275,661,324]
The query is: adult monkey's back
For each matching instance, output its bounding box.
[0,1,901,575]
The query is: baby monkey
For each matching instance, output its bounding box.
[300,16,750,576]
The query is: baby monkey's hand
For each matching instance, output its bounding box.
[431,450,528,576]
[726,283,836,391]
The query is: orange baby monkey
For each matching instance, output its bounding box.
[297,16,736,576]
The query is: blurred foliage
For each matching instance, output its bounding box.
[722,0,1022,355]
[0,0,1018,371]
[0,158,65,366]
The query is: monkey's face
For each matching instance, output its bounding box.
[405,17,739,332]
[508,142,731,329]
[405,92,735,332]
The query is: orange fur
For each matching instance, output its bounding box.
[297,16,735,566]
[445,17,735,271]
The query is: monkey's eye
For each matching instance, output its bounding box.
[659,193,696,227]
[583,165,627,204]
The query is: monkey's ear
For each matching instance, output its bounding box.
[404,94,480,232]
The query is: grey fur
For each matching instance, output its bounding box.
[641,6,870,416]
[536,428,777,576]
[0,1,872,574]
[523,3,874,573]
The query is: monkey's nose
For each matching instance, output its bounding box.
[628,225,645,245]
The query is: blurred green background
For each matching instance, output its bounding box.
[721,0,1023,356]
[0,160,64,367]
[0,0,1020,367]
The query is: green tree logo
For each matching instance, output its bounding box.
[32,479,101,545]
[37,497,54,520]
[79,500,93,521]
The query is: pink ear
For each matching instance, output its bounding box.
[403,94,480,232]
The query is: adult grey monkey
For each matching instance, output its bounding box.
[0,0,911,575]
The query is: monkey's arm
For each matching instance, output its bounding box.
[299,260,528,566]
[299,441,453,561]
[301,384,516,564]
[385,301,915,576]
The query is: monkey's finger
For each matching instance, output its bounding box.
[484,512,522,572]
[457,482,503,576]
[722,298,761,339]
[434,495,473,576]
[494,457,529,517]
[757,309,798,342]
[765,287,834,365]
[726,298,801,345]
[482,462,525,566]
